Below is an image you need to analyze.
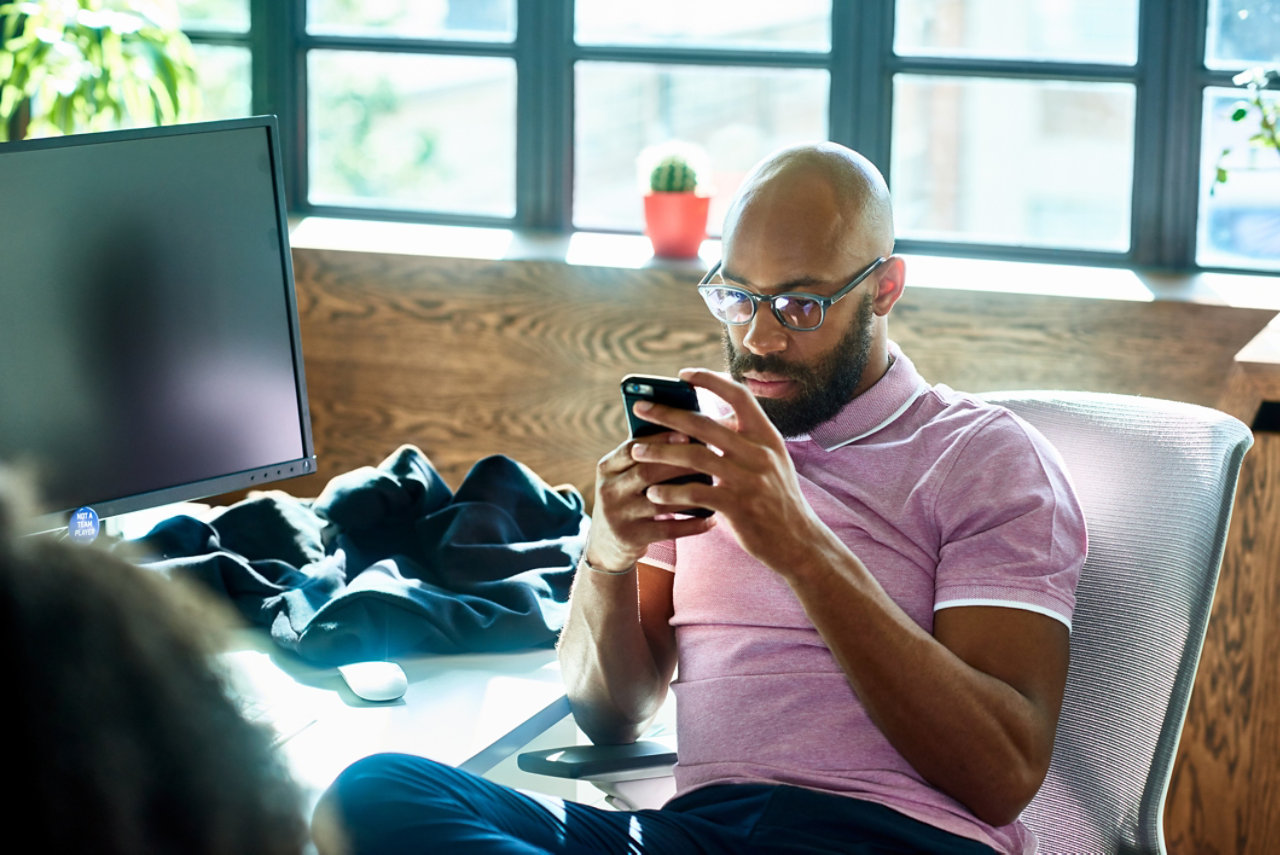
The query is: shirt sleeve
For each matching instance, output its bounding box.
[931,409,1088,630]
[644,539,677,572]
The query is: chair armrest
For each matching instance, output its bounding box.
[517,741,677,781]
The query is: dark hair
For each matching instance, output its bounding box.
[0,474,306,854]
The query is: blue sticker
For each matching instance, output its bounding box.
[69,506,100,543]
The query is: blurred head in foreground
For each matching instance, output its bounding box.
[0,471,305,855]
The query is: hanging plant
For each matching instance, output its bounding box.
[1213,66,1279,191]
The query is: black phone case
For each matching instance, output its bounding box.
[622,374,701,438]
[620,374,713,518]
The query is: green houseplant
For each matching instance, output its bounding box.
[640,142,711,259]
[1213,66,1279,189]
[0,0,199,142]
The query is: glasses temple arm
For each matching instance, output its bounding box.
[699,260,722,286]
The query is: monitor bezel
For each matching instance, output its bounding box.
[2,115,317,531]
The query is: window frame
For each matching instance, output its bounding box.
[178,0,1272,274]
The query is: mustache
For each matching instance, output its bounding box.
[727,349,808,381]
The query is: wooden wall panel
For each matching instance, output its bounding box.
[284,248,1274,495]
[893,294,1272,409]
[286,249,722,499]
[228,246,1279,853]
[1165,432,1280,855]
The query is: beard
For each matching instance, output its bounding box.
[723,293,876,437]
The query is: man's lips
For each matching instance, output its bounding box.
[743,374,795,398]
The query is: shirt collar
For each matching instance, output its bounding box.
[789,341,931,451]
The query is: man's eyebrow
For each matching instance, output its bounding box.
[719,267,830,293]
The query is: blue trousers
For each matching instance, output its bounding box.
[315,753,999,854]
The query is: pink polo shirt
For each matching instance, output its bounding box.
[644,344,1086,854]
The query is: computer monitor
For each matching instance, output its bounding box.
[0,116,316,533]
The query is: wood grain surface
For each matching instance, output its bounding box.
[1165,432,1280,855]
[218,247,1280,853]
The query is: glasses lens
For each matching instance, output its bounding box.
[774,296,823,330]
[701,286,754,324]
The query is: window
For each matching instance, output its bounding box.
[303,0,517,219]
[574,62,828,235]
[172,1,1278,274]
[891,75,1135,252]
[307,51,517,217]
[572,2,830,235]
[1199,0,1280,268]
[177,0,253,120]
[891,0,1140,255]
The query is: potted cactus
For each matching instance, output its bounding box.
[641,142,711,259]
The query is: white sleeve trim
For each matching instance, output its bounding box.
[934,598,1073,631]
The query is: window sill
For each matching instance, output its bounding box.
[287,216,1280,311]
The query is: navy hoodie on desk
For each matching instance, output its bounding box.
[129,445,588,666]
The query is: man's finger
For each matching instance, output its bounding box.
[678,368,774,437]
[596,439,641,475]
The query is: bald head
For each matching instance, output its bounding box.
[713,142,907,417]
[722,143,894,270]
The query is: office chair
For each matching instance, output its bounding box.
[520,391,1253,855]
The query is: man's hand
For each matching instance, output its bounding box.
[585,430,717,571]
[629,368,827,575]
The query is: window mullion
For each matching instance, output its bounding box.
[1163,0,1209,270]
[516,0,573,230]
[1128,0,1168,267]
[1130,0,1206,269]
[831,0,893,170]
[253,0,304,212]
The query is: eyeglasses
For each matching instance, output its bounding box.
[697,256,886,332]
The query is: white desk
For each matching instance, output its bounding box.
[110,507,575,811]
[218,629,571,811]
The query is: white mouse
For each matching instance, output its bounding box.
[337,661,408,702]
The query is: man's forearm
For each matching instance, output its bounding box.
[782,532,1066,827]
[557,565,674,744]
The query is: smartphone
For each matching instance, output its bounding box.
[621,374,713,518]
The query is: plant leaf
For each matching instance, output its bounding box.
[1,0,198,134]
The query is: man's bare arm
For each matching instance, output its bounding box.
[557,437,708,744]
[787,551,1068,826]
[558,562,677,744]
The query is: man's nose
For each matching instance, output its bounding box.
[741,306,789,355]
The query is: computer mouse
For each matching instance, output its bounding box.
[337,660,408,702]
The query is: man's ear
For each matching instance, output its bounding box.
[871,255,906,316]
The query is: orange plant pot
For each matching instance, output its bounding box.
[644,192,710,259]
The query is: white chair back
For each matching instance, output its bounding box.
[984,392,1252,855]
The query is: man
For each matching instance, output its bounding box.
[314,143,1086,855]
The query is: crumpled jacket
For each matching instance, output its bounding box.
[127,445,587,666]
